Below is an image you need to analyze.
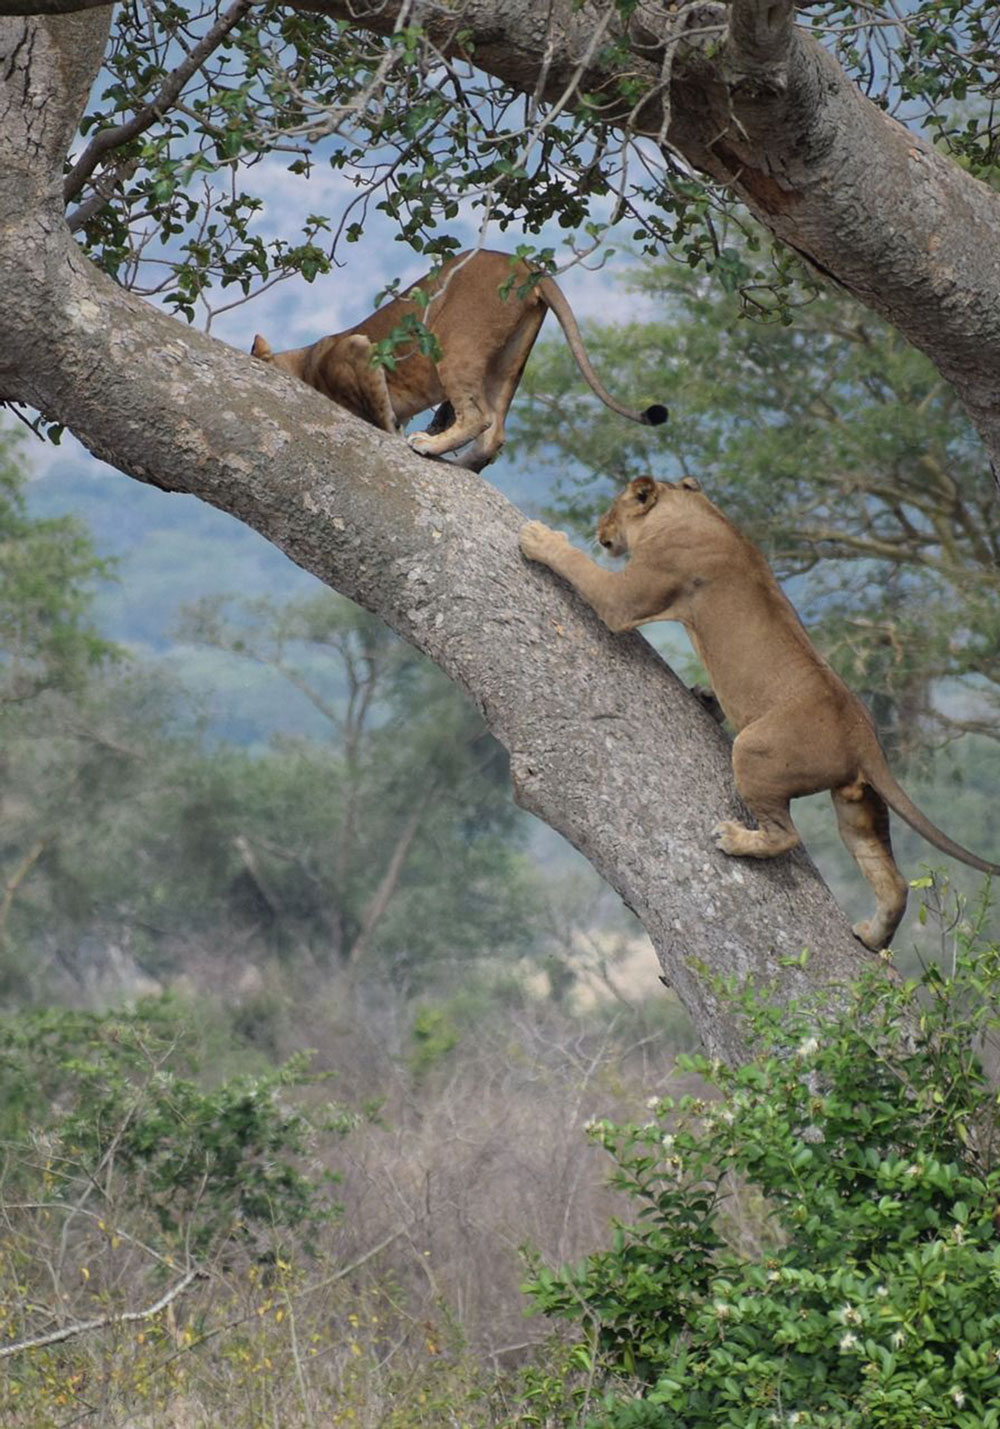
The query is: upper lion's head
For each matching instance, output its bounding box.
[250,333,300,375]
[597,476,702,557]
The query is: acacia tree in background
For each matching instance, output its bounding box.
[0,574,542,1000]
[2,1,999,1058]
[176,591,539,981]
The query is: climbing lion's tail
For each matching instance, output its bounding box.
[866,750,1000,876]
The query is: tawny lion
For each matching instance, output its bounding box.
[251,250,667,472]
[520,476,1000,950]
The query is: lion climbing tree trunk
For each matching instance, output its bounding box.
[0,5,931,1063]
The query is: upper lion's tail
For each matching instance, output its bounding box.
[537,276,668,427]
[865,749,1000,876]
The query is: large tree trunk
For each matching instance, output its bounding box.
[0,5,930,1062]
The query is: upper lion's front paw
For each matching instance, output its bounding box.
[408,432,437,455]
[519,521,568,563]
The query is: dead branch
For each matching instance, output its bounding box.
[0,1265,207,1360]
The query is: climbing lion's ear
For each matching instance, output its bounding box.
[630,476,659,508]
[251,334,273,360]
[680,476,701,492]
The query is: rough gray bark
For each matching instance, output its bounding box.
[299,0,1000,482]
[0,5,923,1063]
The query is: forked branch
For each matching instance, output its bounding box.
[726,0,795,71]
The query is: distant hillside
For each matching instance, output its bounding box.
[27,446,541,644]
[27,452,325,649]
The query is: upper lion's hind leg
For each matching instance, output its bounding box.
[455,416,506,472]
[424,401,454,436]
[831,781,908,951]
[407,376,492,459]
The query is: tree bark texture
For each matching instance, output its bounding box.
[298,0,1000,483]
[0,6,931,1061]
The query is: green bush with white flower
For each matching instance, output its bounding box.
[524,905,1000,1428]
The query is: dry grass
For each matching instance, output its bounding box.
[0,980,696,1426]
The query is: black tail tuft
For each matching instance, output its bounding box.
[642,403,669,426]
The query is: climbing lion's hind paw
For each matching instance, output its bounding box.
[712,820,751,855]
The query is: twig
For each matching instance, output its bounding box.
[0,1267,207,1360]
[156,1228,406,1369]
[63,0,254,205]
[4,1203,179,1272]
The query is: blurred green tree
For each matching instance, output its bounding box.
[0,428,116,708]
[525,916,1000,1427]
[0,431,123,993]
[173,592,541,985]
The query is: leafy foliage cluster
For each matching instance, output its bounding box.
[816,2,1000,181]
[71,0,633,323]
[62,1,1000,328]
[0,973,678,1425]
[0,996,356,1424]
[0,999,343,1259]
[525,915,1000,1427]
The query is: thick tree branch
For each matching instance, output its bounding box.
[726,0,795,83]
[0,0,110,13]
[0,7,110,221]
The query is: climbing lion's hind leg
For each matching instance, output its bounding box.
[712,722,803,860]
[831,780,908,951]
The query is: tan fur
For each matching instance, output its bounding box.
[251,251,666,473]
[520,477,1000,950]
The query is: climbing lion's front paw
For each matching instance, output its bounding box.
[519,521,569,564]
[712,820,741,855]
